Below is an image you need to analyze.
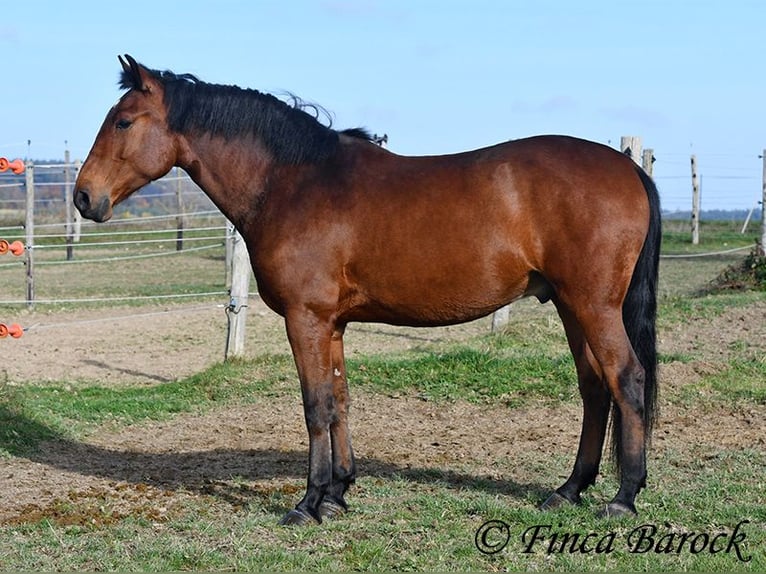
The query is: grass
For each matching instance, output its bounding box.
[661,220,760,254]
[657,289,764,328]
[0,357,296,457]
[0,223,764,570]
[350,346,576,406]
[679,357,766,405]
[0,446,762,571]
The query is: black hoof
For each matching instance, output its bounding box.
[278,508,319,526]
[539,492,577,511]
[597,502,637,519]
[318,498,347,520]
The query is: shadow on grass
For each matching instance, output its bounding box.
[83,359,175,383]
[0,404,551,515]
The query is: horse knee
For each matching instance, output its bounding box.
[303,390,339,431]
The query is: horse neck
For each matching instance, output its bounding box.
[176,134,274,229]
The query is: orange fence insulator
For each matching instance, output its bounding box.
[0,239,24,256]
[0,323,23,339]
[0,158,24,174]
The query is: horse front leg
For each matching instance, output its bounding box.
[279,310,338,526]
[318,327,356,520]
[279,312,357,525]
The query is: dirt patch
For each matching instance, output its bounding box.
[0,297,764,524]
[4,296,495,385]
[659,300,766,363]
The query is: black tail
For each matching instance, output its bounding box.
[611,167,662,470]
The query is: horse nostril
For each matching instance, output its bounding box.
[73,189,91,213]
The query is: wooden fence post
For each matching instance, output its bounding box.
[741,203,756,234]
[691,155,700,245]
[642,148,654,177]
[761,149,766,254]
[24,161,35,309]
[225,221,235,290]
[225,229,251,359]
[64,148,74,260]
[491,305,510,333]
[621,136,642,166]
[73,159,82,242]
[175,167,185,251]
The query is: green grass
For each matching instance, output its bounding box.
[0,217,229,312]
[678,357,766,405]
[0,451,762,571]
[0,357,296,457]
[350,346,576,406]
[657,290,765,328]
[661,220,760,255]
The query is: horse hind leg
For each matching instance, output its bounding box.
[599,355,647,517]
[575,307,647,517]
[541,300,611,510]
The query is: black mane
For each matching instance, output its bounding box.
[119,67,373,165]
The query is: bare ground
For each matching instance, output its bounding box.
[1,297,764,524]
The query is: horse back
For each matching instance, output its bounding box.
[252,135,651,326]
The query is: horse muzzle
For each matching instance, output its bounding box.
[73,188,113,222]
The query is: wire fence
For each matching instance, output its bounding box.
[0,164,234,314]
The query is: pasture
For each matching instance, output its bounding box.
[0,220,763,571]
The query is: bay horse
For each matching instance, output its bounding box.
[74,55,661,525]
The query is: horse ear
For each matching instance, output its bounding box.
[117,54,156,93]
[118,54,132,75]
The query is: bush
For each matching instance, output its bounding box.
[706,242,766,292]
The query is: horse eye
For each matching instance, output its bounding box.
[116,119,133,130]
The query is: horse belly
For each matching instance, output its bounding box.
[343,224,535,327]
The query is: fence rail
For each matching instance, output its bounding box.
[0,160,253,358]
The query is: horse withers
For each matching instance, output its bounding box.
[74,54,661,525]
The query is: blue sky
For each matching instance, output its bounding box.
[1,0,763,211]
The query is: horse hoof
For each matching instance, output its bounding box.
[598,502,637,519]
[539,492,575,511]
[319,499,347,520]
[278,508,319,526]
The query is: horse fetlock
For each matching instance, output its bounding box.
[539,491,579,511]
[278,507,321,527]
[318,497,348,520]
